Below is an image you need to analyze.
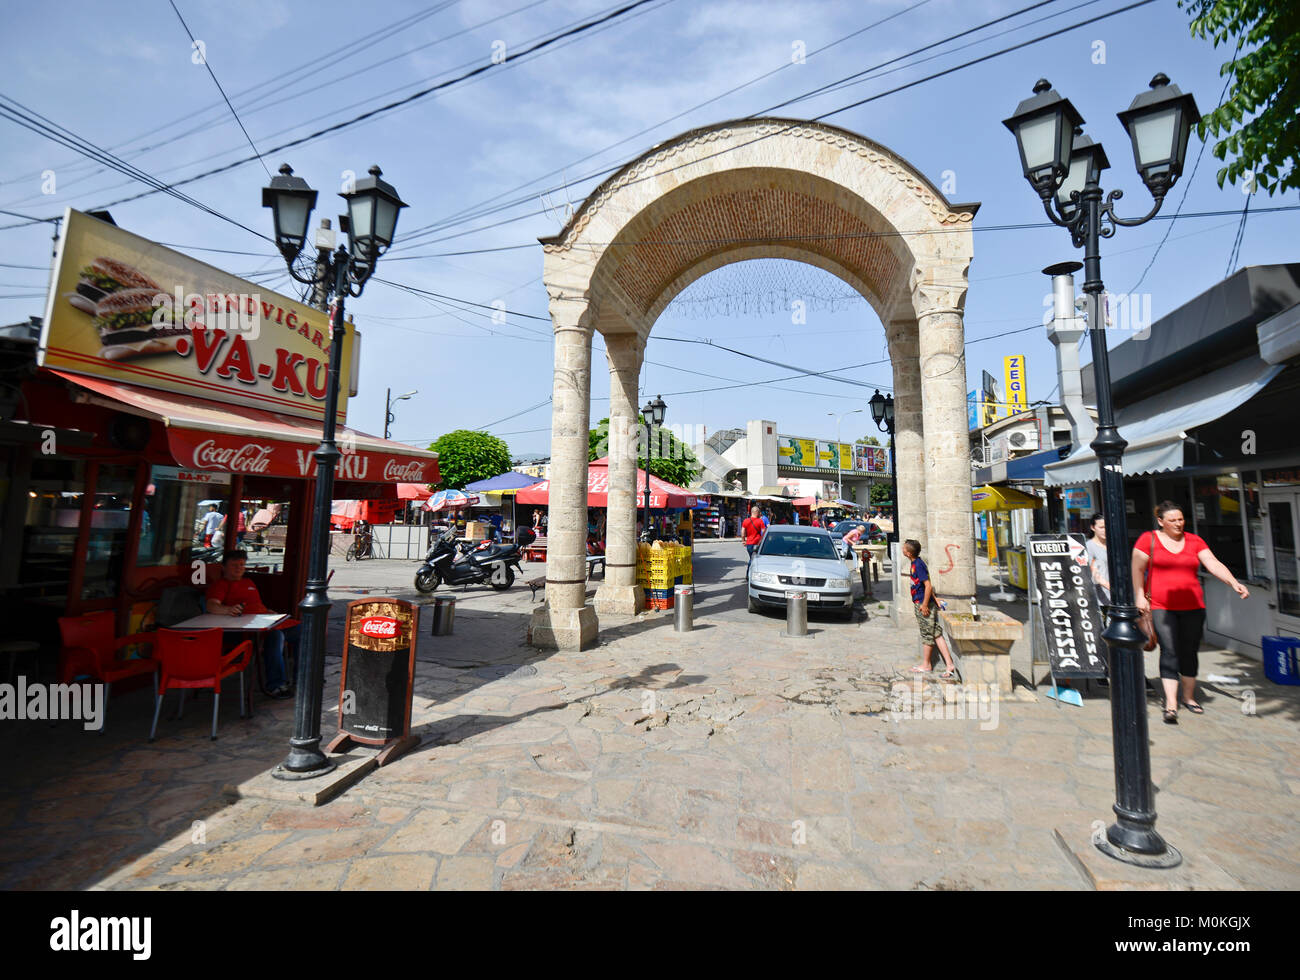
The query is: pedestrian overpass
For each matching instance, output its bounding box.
[691,420,891,501]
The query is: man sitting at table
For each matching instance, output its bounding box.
[205,549,296,699]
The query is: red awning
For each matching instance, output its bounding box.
[55,371,439,484]
[516,457,696,508]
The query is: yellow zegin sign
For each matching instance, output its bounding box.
[1004,355,1027,416]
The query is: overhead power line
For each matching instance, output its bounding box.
[25,0,660,220]
[167,0,271,177]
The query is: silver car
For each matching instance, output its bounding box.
[747,526,855,621]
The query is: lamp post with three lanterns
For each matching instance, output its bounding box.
[1003,73,1200,866]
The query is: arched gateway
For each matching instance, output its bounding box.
[529,118,978,649]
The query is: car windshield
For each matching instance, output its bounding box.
[758,532,837,560]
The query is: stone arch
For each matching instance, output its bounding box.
[528,118,977,650]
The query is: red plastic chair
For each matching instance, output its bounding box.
[57,611,159,731]
[149,628,253,742]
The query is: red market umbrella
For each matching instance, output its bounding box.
[516,457,697,508]
[396,482,432,501]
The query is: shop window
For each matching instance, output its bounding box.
[1192,473,1246,578]
[19,458,85,602]
[137,466,231,568]
[81,465,137,600]
[244,497,291,573]
[1244,472,1268,583]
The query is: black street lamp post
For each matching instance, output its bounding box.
[641,395,666,540]
[868,389,896,543]
[1004,74,1199,866]
[385,387,417,440]
[262,163,406,778]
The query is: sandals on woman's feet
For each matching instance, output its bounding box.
[1179,701,1204,714]
[1162,707,1178,724]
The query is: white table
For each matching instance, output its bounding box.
[168,613,289,712]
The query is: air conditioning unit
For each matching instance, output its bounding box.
[1007,428,1040,451]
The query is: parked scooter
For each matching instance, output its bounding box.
[414,527,532,594]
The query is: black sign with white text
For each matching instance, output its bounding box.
[1028,533,1108,679]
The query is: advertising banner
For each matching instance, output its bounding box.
[1004,354,1027,415]
[1027,534,1108,679]
[777,436,818,467]
[968,390,979,430]
[981,369,1000,426]
[40,209,355,422]
[853,444,888,473]
[336,598,419,745]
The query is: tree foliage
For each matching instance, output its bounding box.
[1180,0,1299,194]
[855,434,883,447]
[427,430,512,490]
[588,417,700,488]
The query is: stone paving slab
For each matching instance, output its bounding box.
[2,543,1298,891]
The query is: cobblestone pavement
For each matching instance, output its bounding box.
[2,543,1297,890]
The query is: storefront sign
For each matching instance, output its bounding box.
[149,465,230,487]
[1004,354,1027,414]
[167,429,438,483]
[40,209,356,423]
[981,370,1000,426]
[336,598,419,745]
[1027,534,1107,679]
[1063,487,1093,511]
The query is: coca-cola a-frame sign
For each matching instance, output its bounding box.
[40,208,356,423]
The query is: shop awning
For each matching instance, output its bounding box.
[56,371,439,484]
[1045,357,1282,487]
[972,485,1044,512]
[516,457,697,508]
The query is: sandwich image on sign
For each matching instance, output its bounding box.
[62,257,184,361]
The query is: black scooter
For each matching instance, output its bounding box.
[413,527,532,594]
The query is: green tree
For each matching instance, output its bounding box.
[427,430,512,490]
[588,417,700,488]
[1180,0,1299,194]
[869,481,893,505]
[855,434,883,447]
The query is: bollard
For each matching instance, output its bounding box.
[674,585,694,632]
[783,591,810,638]
[430,596,456,636]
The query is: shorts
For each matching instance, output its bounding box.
[914,602,941,643]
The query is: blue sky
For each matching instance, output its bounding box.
[1,0,1294,459]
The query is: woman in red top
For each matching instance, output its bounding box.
[1132,500,1249,725]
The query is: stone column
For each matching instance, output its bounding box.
[528,299,599,650]
[595,331,645,616]
[912,271,976,598]
[886,317,927,552]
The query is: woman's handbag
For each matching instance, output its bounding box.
[1137,533,1158,652]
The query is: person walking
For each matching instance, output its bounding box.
[742,505,765,566]
[1086,512,1110,607]
[904,538,956,677]
[200,504,222,547]
[1132,500,1249,724]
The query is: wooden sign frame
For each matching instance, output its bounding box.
[326,598,421,767]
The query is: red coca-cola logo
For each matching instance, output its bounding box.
[192,439,273,474]
[383,459,426,482]
[359,616,399,639]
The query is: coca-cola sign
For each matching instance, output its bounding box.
[383,459,427,482]
[359,616,399,639]
[192,439,274,474]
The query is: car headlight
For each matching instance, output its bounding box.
[825,578,850,590]
[751,571,778,585]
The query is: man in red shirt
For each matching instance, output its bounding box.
[206,549,296,699]
[742,505,766,566]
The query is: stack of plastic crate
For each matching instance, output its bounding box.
[638,544,677,609]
